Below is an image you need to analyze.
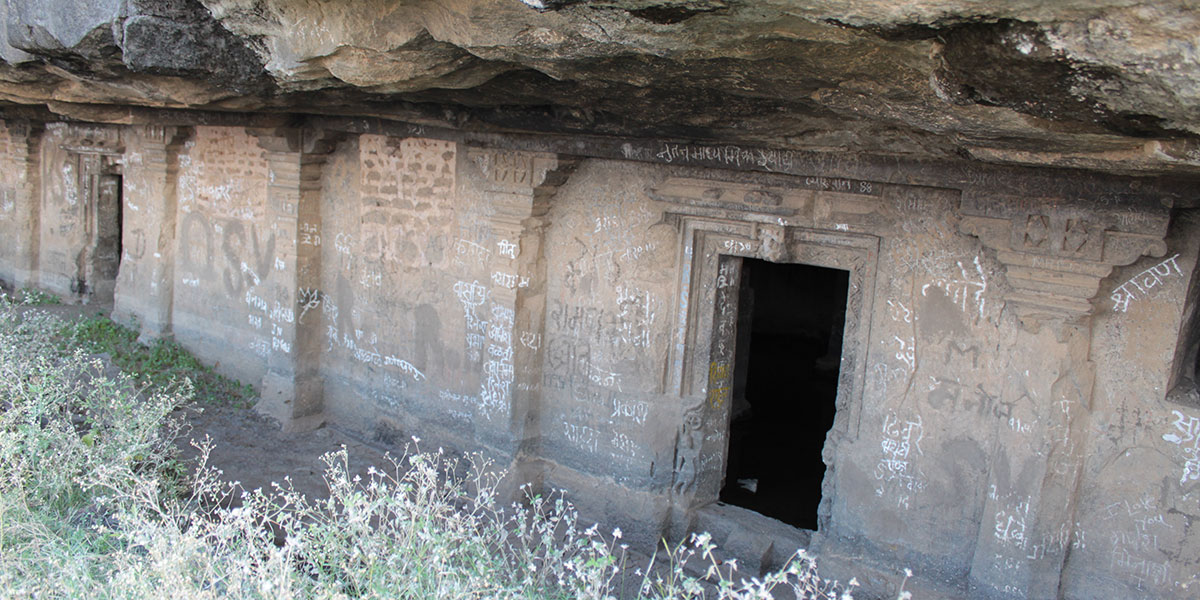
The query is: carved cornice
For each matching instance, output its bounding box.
[139,125,173,145]
[466,148,578,221]
[54,123,123,155]
[248,127,303,153]
[467,148,575,194]
[2,118,39,139]
[959,195,1171,320]
[133,125,191,159]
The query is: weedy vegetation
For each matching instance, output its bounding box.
[16,286,62,305]
[62,314,256,407]
[0,291,910,599]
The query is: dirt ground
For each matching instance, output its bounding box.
[173,402,392,503]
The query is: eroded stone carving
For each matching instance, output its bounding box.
[959,195,1172,321]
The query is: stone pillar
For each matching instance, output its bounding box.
[1,120,42,289]
[250,128,337,432]
[959,197,1171,598]
[466,148,576,466]
[113,125,189,339]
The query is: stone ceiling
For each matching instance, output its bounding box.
[3,0,1200,175]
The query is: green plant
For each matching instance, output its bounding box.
[0,300,186,597]
[15,287,61,305]
[62,314,255,407]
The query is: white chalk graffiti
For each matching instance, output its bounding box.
[319,314,427,383]
[715,261,736,290]
[479,304,515,418]
[1111,254,1183,312]
[594,214,624,233]
[358,267,382,289]
[987,485,1088,568]
[874,412,926,509]
[454,280,490,334]
[334,233,353,256]
[297,287,323,323]
[487,306,513,347]
[721,239,756,254]
[871,363,908,403]
[269,301,294,325]
[299,222,321,246]
[596,240,658,264]
[466,333,485,360]
[452,238,492,268]
[654,142,798,172]
[994,497,1030,550]
[248,338,269,358]
[347,343,426,382]
[245,291,268,312]
[454,279,488,308]
[585,361,623,392]
[1162,409,1200,485]
[497,239,518,259]
[519,331,542,351]
[563,422,600,453]
[893,336,915,371]
[610,396,649,425]
[922,256,987,320]
[1102,496,1172,590]
[887,299,912,323]
[438,390,478,408]
[611,430,639,459]
[614,284,657,350]
[321,295,339,322]
[239,262,262,287]
[383,355,427,381]
[491,271,530,290]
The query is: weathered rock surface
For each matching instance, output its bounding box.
[1,0,1199,174]
[5,3,1200,598]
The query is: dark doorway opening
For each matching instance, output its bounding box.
[93,172,123,297]
[84,163,123,304]
[719,259,849,530]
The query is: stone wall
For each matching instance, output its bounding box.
[0,120,39,288]
[3,118,1198,599]
[169,126,275,383]
[316,135,464,440]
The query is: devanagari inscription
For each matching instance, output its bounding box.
[1111,254,1182,312]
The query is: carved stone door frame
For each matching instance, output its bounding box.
[61,128,124,302]
[660,186,881,533]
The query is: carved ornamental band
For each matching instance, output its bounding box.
[959,195,1171,320]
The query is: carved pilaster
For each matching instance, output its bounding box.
[959,194,1172,598]
[251,128,341,431]
[466,147,577,453]
[113,125,189,339]
[959,196,1169,323]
